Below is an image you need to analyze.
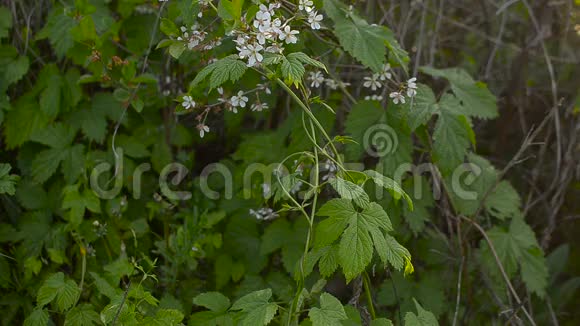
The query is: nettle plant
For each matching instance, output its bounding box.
[0,0,552,325]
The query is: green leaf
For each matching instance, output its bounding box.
[193,292,231,313]
[190,56,247,89]
[69,105,109,143]
[62,184,101,227]
[31,123,75,149]
[281,55,305,86]
[64,304,101,326]
[37,272,80,311]
[308,292,348,326]
[344,100,384,160]
[217,0,242,21]
[383,234,412,271]
[324,0,391,72]
[89,272,118,299]
[484,181,521,220]
[160,18,179,36]
[31,148,64,184]
[364,170,412,209]
[328,176,370,208]
[432,95,474,174]
[24,308,49,326]
[404,298,439,326]
[371,318,394,326]
[288,52,327,72]
[420,66,497,119]
[481,216,545,291]
[0,163,19,195]
[4,100,49,149]
[404,84,437,130]
[230,289,278,326]
[316,199,396,281]
[169,42,186,59]
[520,247,548,298]
[37,10,76,58]
[2,55,29,89]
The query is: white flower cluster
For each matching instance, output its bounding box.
[362,64,392,92]
[360,64,418,104]
[307,71,350,89]
[234,3,300,66]
[177,26,207,50]
[249,207,279,221]
[389,77,417,104]
[233,1,322,67]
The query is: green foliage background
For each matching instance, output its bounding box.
[0,0,578,325]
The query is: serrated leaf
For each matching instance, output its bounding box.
[364,170,412,209]
[0,163,19,195]
[193,292,231,313]
[37,10,75,58]
[281,55,305,86]
[404,298,439,326]
[64,304,101,326]
[404,84,437,130]
[324,0,390,72]
[420,66,497,119]
[316,199,396,281]
[37,272,80,311]
[4,101,49,149]
[191,56,247,89]
[484,181,521,220]
[89,272,118,299]
[308,292,348,326]
[432,96,474,174]
[520,247,548,298]
[288,52,327,72]
[39,74,62,119]
[24,308,49,326]
[328,176,370,208]
[371,318,394,326]
[230,289,278,326]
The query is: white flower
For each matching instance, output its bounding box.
[253,10,271,30]
[250,207,278,220]
[308,71,325,88]
[231,91,249,108]
[279,25,299,44]
[234,35,248,47]
[197,124,210,138]
[379,63,392,81]
[239,43,264,66]
[182,95,195,109]
[308,11,323,30]
[251,102,269,112]
[365,94,384,101]
[265,43,284,54]
[299,0,314,12]
[390,91,405,104]
[261,183,271,197]
[325,78,338,90]
[406,77,418,97]
[363,74,382,91]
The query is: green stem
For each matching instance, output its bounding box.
[275,78,343,165]
[363,272,377,320]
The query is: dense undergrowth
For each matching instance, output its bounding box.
[0,0,579,325]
